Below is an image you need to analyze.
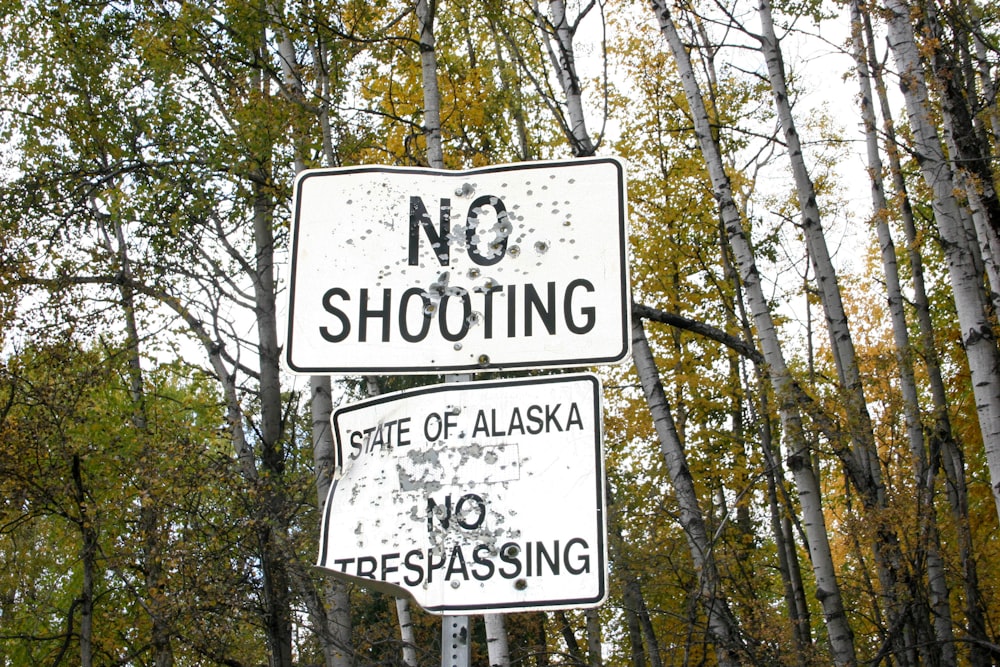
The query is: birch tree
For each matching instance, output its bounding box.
[882,0,1000,524]
[647,2,859,663]
[532,0,600,156]
[850,1,954,659]
[752,0,923,658]
[521,0,753,660]
[857,0,996,660]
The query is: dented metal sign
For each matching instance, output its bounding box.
[316,374,608,614]
[284,158,630,374]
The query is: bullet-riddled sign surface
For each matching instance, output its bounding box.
[317,374,607,614]
[285,158,629,374]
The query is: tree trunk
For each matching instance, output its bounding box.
[921,0,1000,251]
[970,8,1000,153]
[920,0,1000,317]
[883,0,1000,523]
[632,314,745,667]
[101,213,175,667]
[720,216,813,659]
[486,613,511,667]
[396,599,419,667]
[248,167,295,667]
[648,3,858,662]
[533,0,596,156]
[585,608,602,667]
[849,2,954,662]
[608,496,663,667]
[266,9,359,661]
[413,7,494,667]
[758,0,882,503]
[621,579,646,667]
[758,2,923,660]
[635,588,663,667]
[862,5,993,661]
[416,0,443,168]
[556,610,586,665]
[760,393,813,663]
[311,375,355,667]
[72,453,96,667]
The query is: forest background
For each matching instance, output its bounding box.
[2,0,1000,665]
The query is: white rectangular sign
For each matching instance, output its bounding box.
[284,158,629,374]
[316,374,608,614]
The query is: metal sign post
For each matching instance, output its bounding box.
[443,614,470,667]
[443,374,470,667]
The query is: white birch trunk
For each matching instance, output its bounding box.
[649,2,858,662]
[865,7,992,662]
[309,29,358,662]
[266,10,358,662]
[715,152,813,655]
[883,0,1000,522]
[632,316,744,667]
[534,0,596,156]
[416,0,443,168]
[413,7,486,666]
[485,614,510,667]
[758,0,883,504]
[756,2,918,659]
[932,72,1000,314]
[922,0,1000,305]
[395,598,419,667]
[971,10,1000,152]
[849,2,954,660]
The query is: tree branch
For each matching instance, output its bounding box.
[632,302,763,364]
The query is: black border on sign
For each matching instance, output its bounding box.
[284,157,630,374]
[316,373,608,614]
